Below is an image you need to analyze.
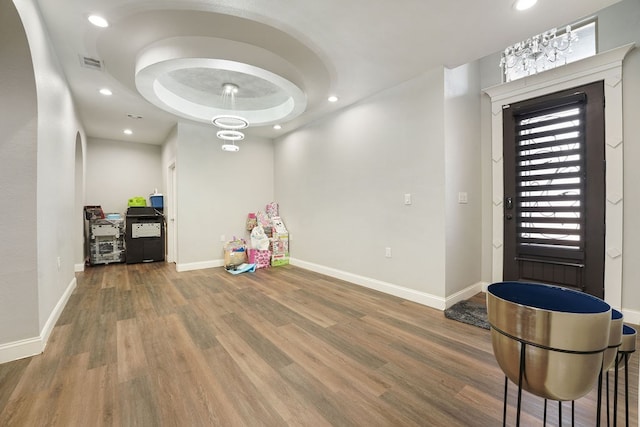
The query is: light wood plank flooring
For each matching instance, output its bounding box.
[0,263,637,426]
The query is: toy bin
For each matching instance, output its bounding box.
[150,194,163,209]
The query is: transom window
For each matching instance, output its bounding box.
[501,19,597,83]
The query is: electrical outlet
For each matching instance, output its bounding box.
[57,256,61,271]
[385,247,392,258]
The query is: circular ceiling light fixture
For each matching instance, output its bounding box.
[328,95,339,103]
[221,144,240,152]
[99,88,112,96]
[211,115,248,130]
[216,130,245,141]
[210,83,247,150]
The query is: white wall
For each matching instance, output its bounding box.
[18,0,86,339]
[86,138,163,214]
[444,63,482,296]
[162,125,178,189]
[478,51,502,285]
[598,0,640,314]
[0,0,39,346]
[274,69,453,305]
[1,0,86,362]
[175,122,274,270]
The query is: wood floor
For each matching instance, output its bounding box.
[0,263,637,426]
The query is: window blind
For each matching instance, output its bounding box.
[514,96,586,260]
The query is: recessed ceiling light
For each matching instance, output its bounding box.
[328,95,339,103]
[88,15,109,28]
[514,0,537,11]
[99,88,112,96]
[273,124,282,130]
[123,129,133,135]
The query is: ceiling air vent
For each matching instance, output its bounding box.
[79,55,103,71]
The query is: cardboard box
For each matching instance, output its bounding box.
[271,233,289,255]
[271,217,287,233]
[269,217,289,264]
[271,253,289,267]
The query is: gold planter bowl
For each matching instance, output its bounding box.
[620,325,637,353]
[612,325,638,372]
[487,282,611,402]
[603,309,624,371]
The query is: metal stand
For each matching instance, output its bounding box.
[500,342,527,426]
[601,347,635,427]
[597,368,603,426]
[606,350,634,427]
[622,352,630,427]
[502,341,579,426]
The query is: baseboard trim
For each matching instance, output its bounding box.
[0,276,77,364]
[74,263,85,272]
[290,258,450,310]
[443,281,486,309]
[176,259,224,272]
[0,337,43,365]
[41,276,77,346]
[622,308,640,326]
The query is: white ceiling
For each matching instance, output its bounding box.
[35,0,621,144]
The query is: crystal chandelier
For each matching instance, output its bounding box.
[500,26,578,82]
[212,83,248,152]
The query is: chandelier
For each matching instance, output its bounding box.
[500,25,578,82]
[212,83,248,152]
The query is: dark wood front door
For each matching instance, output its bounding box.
[502,81,605,298]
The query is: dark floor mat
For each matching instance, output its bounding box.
[444,299,490,330]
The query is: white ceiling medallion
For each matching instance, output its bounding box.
[135,37,307,128]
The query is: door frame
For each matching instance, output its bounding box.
[502,83,605,298]
[484,43,633,309]
[167,161,177,264]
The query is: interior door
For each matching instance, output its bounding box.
[502,81,605,298]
